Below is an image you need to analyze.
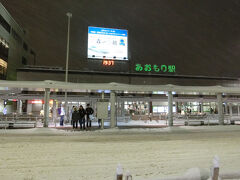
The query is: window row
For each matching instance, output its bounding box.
[0,14,30,52]
[0,37,9,62]
[0,14,10,33]
[0,58,7,79]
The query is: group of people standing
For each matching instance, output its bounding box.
[71,104,94,129]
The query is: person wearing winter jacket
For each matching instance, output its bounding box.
[78,105,86,129]
[71,107,79,129]
[85,104,94,128]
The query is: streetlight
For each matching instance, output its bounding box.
[64,12,72,123]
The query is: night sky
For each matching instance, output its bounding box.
[2,0,240,77]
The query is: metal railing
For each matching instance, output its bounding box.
[0,114,43,128]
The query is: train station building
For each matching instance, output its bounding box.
[1,2,240,128]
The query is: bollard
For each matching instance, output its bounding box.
[125,170,132,180]
[116,164,123,180]
[211,156,220,180]
[101,119,104,129]
[212,167,219,180]
[35,117,38,128]
[5,116,7,130]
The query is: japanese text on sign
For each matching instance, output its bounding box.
[135,64,176,73]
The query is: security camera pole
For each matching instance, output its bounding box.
[64,12,72,123]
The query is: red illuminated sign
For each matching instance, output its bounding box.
[29,100,43,104]
[102,60,114,66]
[28,99,53,104]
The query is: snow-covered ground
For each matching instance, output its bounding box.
[1,126,240,180]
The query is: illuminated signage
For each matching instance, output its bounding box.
[88,26,128,60]
[29,100,43,104]
[102,60,114,66]
[29,100,54,104]
[135,64,176,73]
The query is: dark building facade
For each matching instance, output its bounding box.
[16,66,240,87]
[0,1,239,87]
[2,1,240,79]
[0,3,36,80]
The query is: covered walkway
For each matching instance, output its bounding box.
[1,80,240,128]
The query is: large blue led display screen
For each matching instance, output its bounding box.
[88,26,128,60]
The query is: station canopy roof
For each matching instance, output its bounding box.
[0,80,240,95]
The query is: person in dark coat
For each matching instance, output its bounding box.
[70,106,75,125]
[85,104,94,128]
[78,105,86,129]
[71,107,79,129]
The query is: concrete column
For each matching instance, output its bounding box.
[175,102,179,113]
[224,103,227,114]
[27,103,32,114]
[149,101,153,114]
[217,93,224,125]
[44,88,50,127]
[121,101,124,116]
[200,102,203,113]
[52,100,57,126]
[17,100,22,114]
[65,101,69,123]
[110,91,116,128]
[229,103,233,119]
[168,91,173,126]
[117,101,120,116]
[100,92,105,129]
[179,102,183,114]
[238,104,240,116]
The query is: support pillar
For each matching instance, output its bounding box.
[101,92,105,129]
[44,88,50,127]
[110,91,116,128]
[200,102,203,113]
[217,93,224,125]
[175,102,179,113]
[121,101,124,116]
[223,103,226,114]
[149,101,153,114]
[64,99,69,123]
[117,101,120,116]
[179,102,183,114]
[238,104,240,116]
[27,103,32,114]
[229,103,233,119]
[168,91,173,126]
[52,100,57,127]
[17,100,22,114]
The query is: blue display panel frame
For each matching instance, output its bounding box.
[88,26,128,60]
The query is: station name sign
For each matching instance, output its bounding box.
[135,64,176,73]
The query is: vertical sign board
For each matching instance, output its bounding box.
[96,101,109,119]
[88,26,128,60]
